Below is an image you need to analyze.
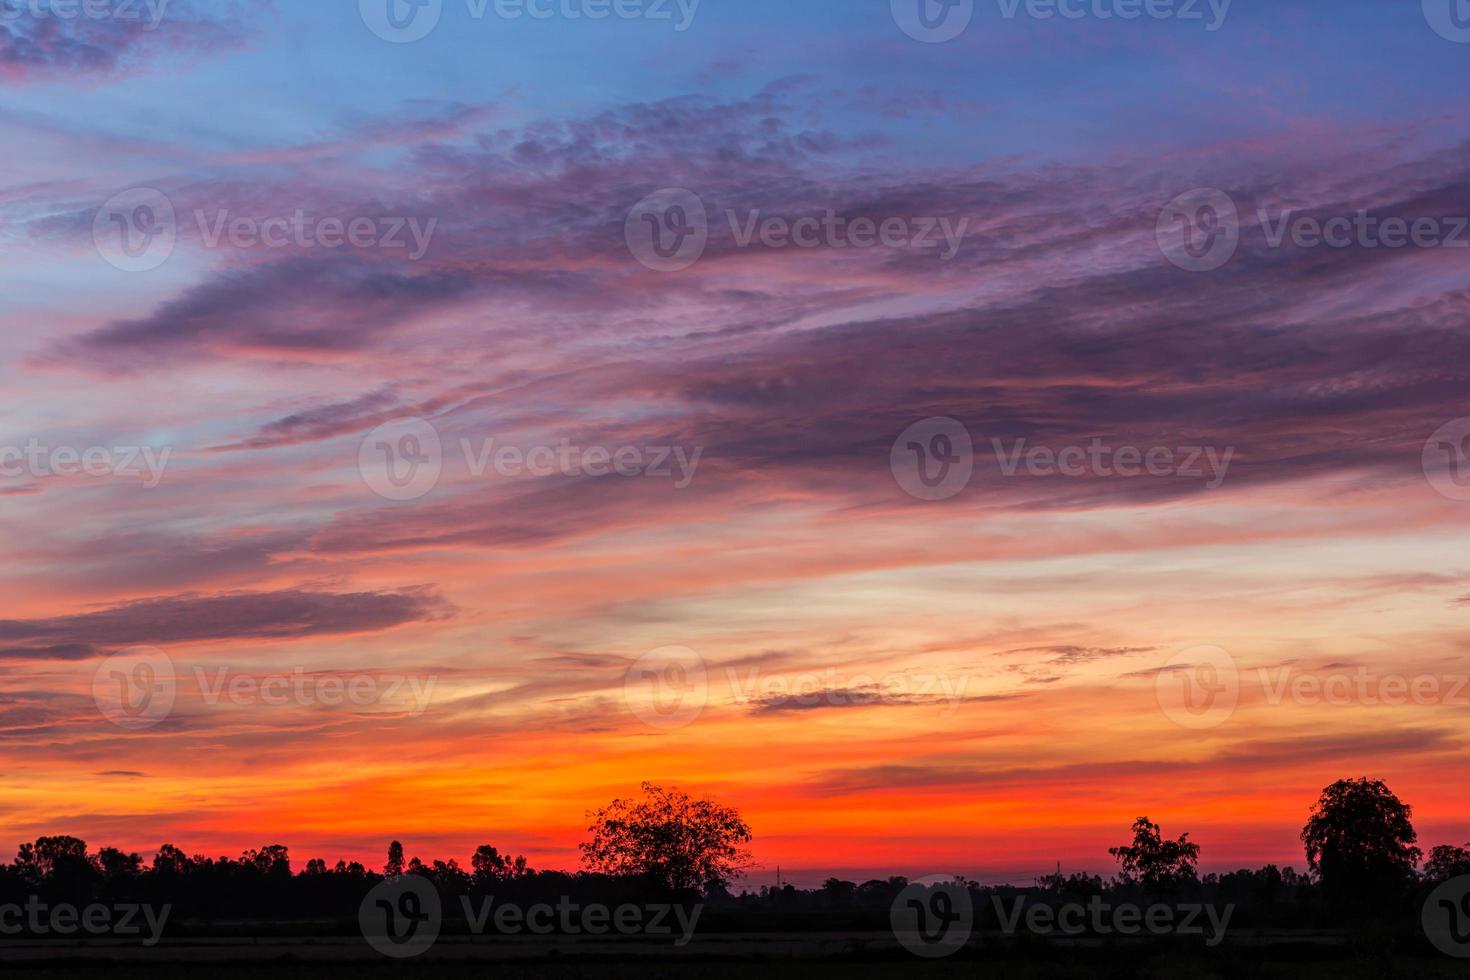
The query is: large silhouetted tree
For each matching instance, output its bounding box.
[580,782,754,892]
[385,840,404,876]
[1108,817,1200,891]
[1301,778,1420,910]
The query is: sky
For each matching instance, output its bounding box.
[2,0,1470,888]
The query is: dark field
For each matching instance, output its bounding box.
[2,936,1466,979]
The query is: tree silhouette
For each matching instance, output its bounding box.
[471,844,531,884]
[1108,817,1200,891]
[1423,843,1470,884]
[580,782,754,892]
[385,840,404,877]
[1300,777,1420,911]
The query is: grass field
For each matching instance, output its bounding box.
[1,941,1463,979]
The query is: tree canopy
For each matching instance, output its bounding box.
[1300,777,1421,908]
[580,782,754,892]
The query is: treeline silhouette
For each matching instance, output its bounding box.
[1,778,1465,937]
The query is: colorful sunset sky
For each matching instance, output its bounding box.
[3,0,1470,888]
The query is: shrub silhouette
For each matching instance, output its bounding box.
[1108,817,1200,893]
